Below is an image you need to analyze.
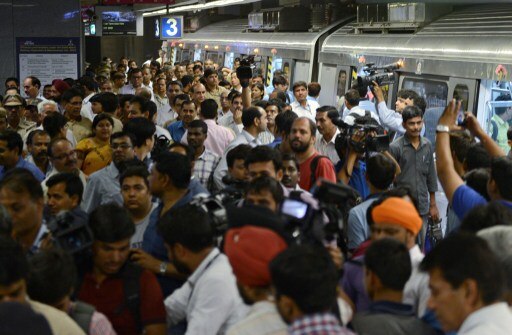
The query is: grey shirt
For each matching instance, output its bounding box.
[389,135,438,215]
[82,163,123,213]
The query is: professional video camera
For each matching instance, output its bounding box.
[46,211,94,255]
[333,113,390,156]
[280,180,360,251]
[356,61,402,89]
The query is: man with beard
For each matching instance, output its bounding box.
[77,204,166,335]
[224,225,288,335]
[158,204,246,334]
[289,117,336,191]
[214,106,268,189]
[82,132,136,213]
[42,138,87,196]
[26,130,51,176]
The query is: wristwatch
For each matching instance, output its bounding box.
[159,262,168,275]
[436,124,450,133]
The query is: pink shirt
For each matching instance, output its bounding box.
[182,119,235,157]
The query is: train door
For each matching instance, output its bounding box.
[224,52,234,69]
[294,61,310,83]
[448,78,478,113]
[317,64,351,108]
[399,74,449,145]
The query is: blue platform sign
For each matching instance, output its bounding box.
[160,16,183,39]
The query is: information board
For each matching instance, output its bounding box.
[16,37,80,86]
[160,16,183,39]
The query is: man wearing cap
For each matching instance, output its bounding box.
[50,79,70,110]
[2,94,37,141]
[342,197,430,317]
[204,69,228,107]
[224,225,288,335]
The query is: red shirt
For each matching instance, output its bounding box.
[78,268,166,335]
[298,152,337,191]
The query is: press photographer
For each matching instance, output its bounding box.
[335,110,400,200]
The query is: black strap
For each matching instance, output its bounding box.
[309,155,329,190]
[116,263,144,334]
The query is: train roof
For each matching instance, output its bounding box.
[175,18,351,61]
[320,5,512,80]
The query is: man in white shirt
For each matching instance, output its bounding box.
[314,105,341,165]
[120,68,145,95]
[290,81,319,121]
[214,106,268,189]
[219,91,244,136]
[159,204,246,335]
[420,233,512,335]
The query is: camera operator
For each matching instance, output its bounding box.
[372,82,425,137]
[337,113,400,200]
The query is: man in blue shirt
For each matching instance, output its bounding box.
[0,130,44,182]
[347,153,396,251]
[436,100,512,220]
[167,100,197,143]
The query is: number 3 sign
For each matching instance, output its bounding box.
[160,16,183,39]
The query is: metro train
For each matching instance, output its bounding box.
[168,4,512,145]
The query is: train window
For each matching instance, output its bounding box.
[336,70,347,98]
[402,77,448,109]
[453,84,469,111]
[484,81,512,154]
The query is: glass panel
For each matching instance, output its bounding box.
[336,70,347,98]
[483,80,512,154]
[402,77,448,109]
[402,77,448,146]
[453,84,469,111]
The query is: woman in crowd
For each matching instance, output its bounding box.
[251,82,265,103]
[75,113,114,175]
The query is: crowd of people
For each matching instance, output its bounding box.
[0,54,511,335]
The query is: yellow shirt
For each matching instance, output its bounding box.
[76,137,112,175]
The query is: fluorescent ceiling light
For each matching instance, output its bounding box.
[143,0,247,16]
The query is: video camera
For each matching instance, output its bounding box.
[333,114,390,155]
[356,61,402,90]
[46,211,94,255]
[280,180,360,251]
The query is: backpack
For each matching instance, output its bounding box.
[70,301,95,334]
[309,155,330,190]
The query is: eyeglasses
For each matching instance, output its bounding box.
[4,105,21,111]
[110,143,132,150]
[52,151,76,160]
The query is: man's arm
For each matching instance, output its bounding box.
[241,85,251,110]
[464,112,506,158]
[373,82,405,133]
[436,100,464,203]
[338,150,357,185]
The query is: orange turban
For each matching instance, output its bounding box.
[371,197,422,235]
[224,226,288,287]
